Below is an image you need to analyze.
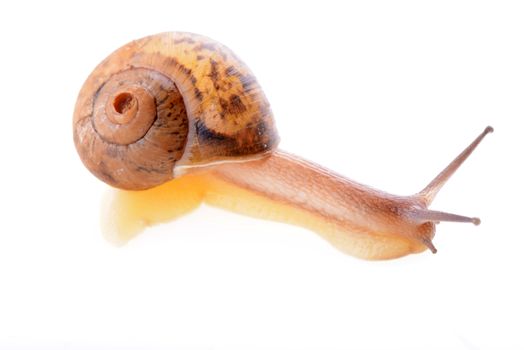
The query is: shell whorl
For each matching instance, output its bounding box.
[73,32,279,190]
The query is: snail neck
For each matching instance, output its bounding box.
[207,150,428,259]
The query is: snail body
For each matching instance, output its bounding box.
[104,152,430,259]
[74,32,492,260]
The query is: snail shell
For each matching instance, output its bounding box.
[73,32,279,190]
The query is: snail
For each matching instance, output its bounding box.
[73,32,492,260]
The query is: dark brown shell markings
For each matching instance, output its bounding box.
[73,32,279,190]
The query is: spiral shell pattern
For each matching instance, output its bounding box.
[73,32,279,190]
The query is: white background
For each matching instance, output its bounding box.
[1,1,523,349]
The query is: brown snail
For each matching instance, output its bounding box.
[73,32,492,260]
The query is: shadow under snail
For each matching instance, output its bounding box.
[73,32,492,260]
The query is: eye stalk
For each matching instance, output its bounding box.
[418,126,494,205]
